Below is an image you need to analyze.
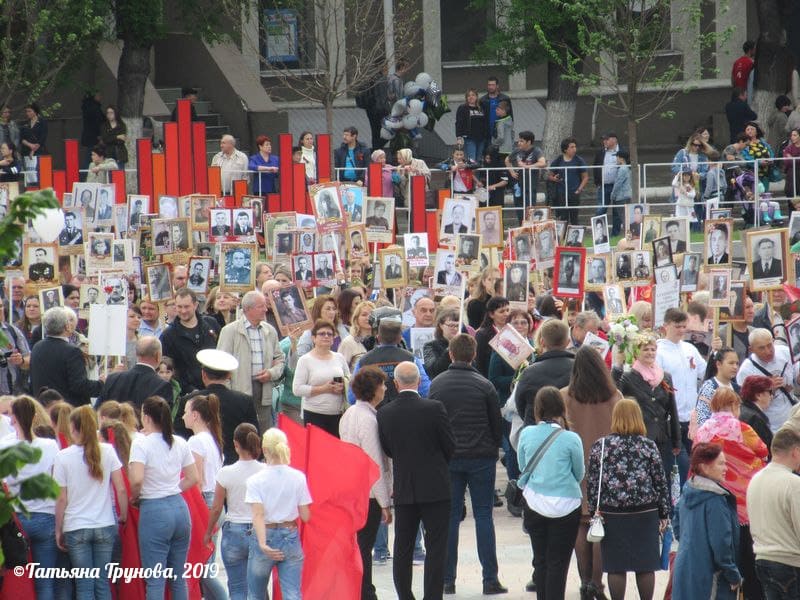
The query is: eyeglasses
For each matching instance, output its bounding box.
[691,143,702,148]
[315,331,334,337]
[443,322,460,328]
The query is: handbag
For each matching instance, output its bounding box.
[0,484,29,568]
[504,427,562,509]
[586,437,606,542]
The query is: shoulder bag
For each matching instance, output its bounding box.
[504,427,562,509]
[587,437,606,542]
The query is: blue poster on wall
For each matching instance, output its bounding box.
[263,9,299,64]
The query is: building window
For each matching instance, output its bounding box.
[440,0,494,63]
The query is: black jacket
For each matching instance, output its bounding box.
[333,141,371,180]
[614,367,681,450]
[740,401,773,453]
[176,383,260,465]
[515,350,575,424]
[455,103,486,141]
[422,337,451,380]
[159,313,219,393]
[474,325,496,378]
[429,362,502,459]
[724,98,757,143]
[97,363,174,412]
[377,390,455,505]
[80,95,104,147]
[358,344,416,404]
[30,337,102,406]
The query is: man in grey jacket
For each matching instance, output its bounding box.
[216,290,285,427]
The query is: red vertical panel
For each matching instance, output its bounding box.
[111,170,126,204]
[207,166,222,197]
[137,138,153,198]
[426,210,439,252]
[39,155,53,190]
[53,171,66,203]
[279,134,293,211]
[192,122,208,194]
[292,163,306,213]
[411,175,426,233]
[368,163,382,196]
[176,99,194,195]
[152,153,167,201]
[64,139,79,192]
[316,134,331,182]
[267,193,281,214]
[233,180,248,206]
[164,122,179,196]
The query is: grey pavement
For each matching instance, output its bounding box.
[371,462,672,599]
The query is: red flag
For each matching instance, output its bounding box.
[783,282,800,303]
[301,425,379,599]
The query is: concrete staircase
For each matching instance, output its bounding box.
[154,87,240,161]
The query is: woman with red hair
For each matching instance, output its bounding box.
[693,387,768,600]
[738,375,773,450]
[249,135,280,195]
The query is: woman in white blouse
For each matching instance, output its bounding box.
[246,428,312,600]
[182,393,227,600]
[340,366,392,600]
[129,396,198,600]
[292,319,350,436]
[54,405,128,600]
[204,423,265,600]
[6,396,60,600]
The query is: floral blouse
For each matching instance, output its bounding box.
[587,433,670,518]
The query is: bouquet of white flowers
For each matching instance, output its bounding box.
[607,315,640,366]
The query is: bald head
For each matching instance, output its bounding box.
[395,361,420,391]
[136,336,162,365]
[261,279,282,295]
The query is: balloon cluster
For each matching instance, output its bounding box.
[380,72,449,148]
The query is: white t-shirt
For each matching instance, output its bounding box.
[4,437,59,514]
[245,464,312,523]
[129,433,194,499]
[53,443,122,532]
[188,431,223,494]
[216,460,266,523]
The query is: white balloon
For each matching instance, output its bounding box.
[404,81,420,96]
[31,208,65,242]
[380,127,395,140]
[407,99,423,115]
[391,99,406,117]
[416,113,429,128]
[415,72,432,88]
[388,117,404,130]
[402,114,418,129]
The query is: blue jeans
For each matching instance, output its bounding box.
[139,494,191,600]
[756,559,800,599]
[200,491,229,600]
[64,525,117,600]
[17,512,59,600]
[221,522,252,600]
[445,457,499,585]
[462,138,485,164]
[247,526,304,600]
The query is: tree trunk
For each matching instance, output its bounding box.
[541,60,580,161]
[117,39,152,190]
[752,0,792,131]
[628,117,640,200]
[324,98,334,138]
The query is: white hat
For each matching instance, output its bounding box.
[196,349,239,372]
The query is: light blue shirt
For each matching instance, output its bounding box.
[517,422,584,500]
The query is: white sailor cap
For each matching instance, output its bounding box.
[196,349,239,372]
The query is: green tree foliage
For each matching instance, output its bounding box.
[0,0,107,107]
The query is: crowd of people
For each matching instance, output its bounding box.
[1,41,800,600]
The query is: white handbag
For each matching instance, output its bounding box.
[586,437,606,543]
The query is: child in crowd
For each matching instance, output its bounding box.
[450,147,479,193]
[479,147,509,208]
[491,101,514,159]
[703,159,728,217]
[731,170,783,224]
[672,169,697,220]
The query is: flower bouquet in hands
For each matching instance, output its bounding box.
[607,315,639,367]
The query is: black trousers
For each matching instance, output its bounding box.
[523,506,581,600]
[302,409,341,438]
[357,499,382,600]
[393,500,451,600]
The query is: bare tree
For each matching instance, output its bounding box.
[254,0,417,136]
